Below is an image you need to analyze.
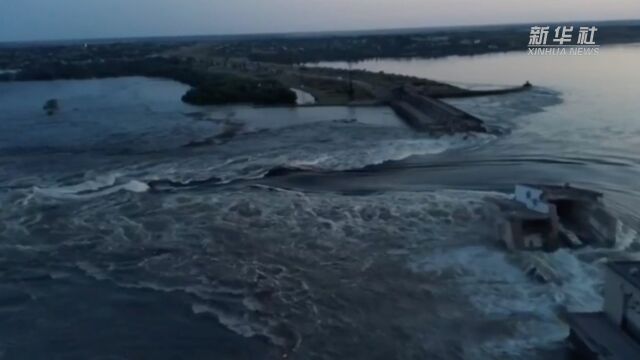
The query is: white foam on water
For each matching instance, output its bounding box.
[191,303,294,348]
[32,131,495,193]
[615,219,639,250]
[121,180,150,193]
[282,133,496,171]
[469,319,568,360]
[290,88,316,105]
[412,245,605,359]
[545,250,605,312]
[34,177,149,200]
[10,181,609,358]
[191,303,259,338]
[76,261,109,281]
[45,173,120,194]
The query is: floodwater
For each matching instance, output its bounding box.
[310,45,640,222]
[1,45,640,359]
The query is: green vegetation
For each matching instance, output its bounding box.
[2,21,639,106]
[182,77,296,105]
[199,22,640,64]
[43,99,59,115]
[1,57,296,106]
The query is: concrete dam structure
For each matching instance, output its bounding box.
[388,85,487,134]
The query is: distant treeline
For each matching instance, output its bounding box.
[208,24,640,63]
[0,57,296,106]
[2,22,640,68]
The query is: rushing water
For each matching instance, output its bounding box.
[1,46,639,359]
[310,45,640,220]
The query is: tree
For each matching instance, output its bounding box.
[43,99,59,116]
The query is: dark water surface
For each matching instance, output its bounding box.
[1,46,640,359]
[310,45,640,213]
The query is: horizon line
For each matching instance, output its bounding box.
[1,17,639,46]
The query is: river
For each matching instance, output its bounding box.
[309,44,640,222]
[1,46,639,359]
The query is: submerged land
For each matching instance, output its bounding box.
[2,20,639,133]
[3,19,640,360]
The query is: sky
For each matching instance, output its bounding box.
[1,0,640,42]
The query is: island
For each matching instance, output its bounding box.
[2,20,639,132]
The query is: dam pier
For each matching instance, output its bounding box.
[283,66,532,134]
[388,84,487,134]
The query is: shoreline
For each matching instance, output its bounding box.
[0,49,531,135]
[1,69,530,136]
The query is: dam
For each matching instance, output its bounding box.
[389,84,487,134]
